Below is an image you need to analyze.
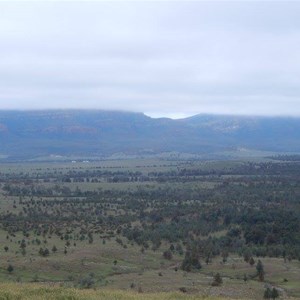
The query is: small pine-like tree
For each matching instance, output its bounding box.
[256,260,265,281]
[212,273,223,286]
[243,251,251,263]
[20,239,26,249]
[21,247,26,256]
[7,264,14,273]
[222,251,228,263]
[39,247,49,257]
[181,251,201,271]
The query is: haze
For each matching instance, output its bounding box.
[0,1,300,118]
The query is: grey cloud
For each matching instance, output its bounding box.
[0,1,300,118]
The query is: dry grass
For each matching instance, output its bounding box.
[0,283,234,300]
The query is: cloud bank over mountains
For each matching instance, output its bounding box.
[0,1,300,118]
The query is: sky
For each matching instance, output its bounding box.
[0,1,300,118]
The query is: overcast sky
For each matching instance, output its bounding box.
[0,1,300,118]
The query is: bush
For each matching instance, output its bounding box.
[271,288,279,299]
[249,257,255,266]
[211,273,222,286]
[264,287,279,299]
[39,247,50,257]
[7,264,14,273]
[179,287,187,293]
[163,250,173,260]
[79,275,95,289]
[256,260,265,281]
[181,251,201,272]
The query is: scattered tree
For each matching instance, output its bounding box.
[7,264,14,273]
[212,273,223,286]
[256,260,265,281]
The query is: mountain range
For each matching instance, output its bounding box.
[0,110,300,161]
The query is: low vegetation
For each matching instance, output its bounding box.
[0,283,232,300]
[0,158,299,298]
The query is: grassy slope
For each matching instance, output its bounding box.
[0,284,233,300]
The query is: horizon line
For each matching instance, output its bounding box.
[0,108,300,120]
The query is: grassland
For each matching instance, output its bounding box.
[0,158,300,299]
[0,283,252,300]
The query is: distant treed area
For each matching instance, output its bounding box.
[1,160,300,258]
[0,159,299,297]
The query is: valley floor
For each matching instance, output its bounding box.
[1,159,300,299]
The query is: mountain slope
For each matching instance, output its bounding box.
[0,110,300,160]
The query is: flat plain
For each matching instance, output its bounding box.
[0,158,299,299]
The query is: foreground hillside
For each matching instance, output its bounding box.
[0,284,238,300]
[1,284,299,300]
[1,110,300,160]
